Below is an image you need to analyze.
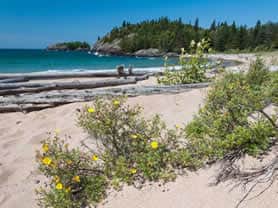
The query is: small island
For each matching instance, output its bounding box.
[46,41,91,51]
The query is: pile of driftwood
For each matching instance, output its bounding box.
[0,70,209,113]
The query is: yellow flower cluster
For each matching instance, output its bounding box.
[150,141,159,149]
[113,100,120,106]
[42,143,49,153]
[130,134,138,139]
[42,157,52,166]
[130,168,137,174]
[65,187,71,193]
[72,175,80,183]
[66,160,73,165]
[92,154,98,161]
[56,183,63,190]
[53,175,60,183]
[88,107,95,113]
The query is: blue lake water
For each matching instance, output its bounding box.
[0,49,177,73]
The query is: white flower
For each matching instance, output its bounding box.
[190,40,196,47]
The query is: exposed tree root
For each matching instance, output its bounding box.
[215,152,278,208]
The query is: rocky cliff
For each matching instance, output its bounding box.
[92,39,124,55]
[92,39,178,57]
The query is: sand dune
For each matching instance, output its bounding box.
[0,88,277,208]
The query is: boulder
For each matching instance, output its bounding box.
[165,52,179,57]
[134,48,163,57]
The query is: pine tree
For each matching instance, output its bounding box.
[210,20,216,31]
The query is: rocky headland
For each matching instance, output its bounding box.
[91,39,178,57]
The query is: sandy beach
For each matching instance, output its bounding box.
[1,53,278,208]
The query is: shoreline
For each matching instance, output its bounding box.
[0,53,244,75]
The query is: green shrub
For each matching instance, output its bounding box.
[157,39,211,85]
[185,59,277,160]
[35,136,107,208]
[78,97,185,183]
[246,57,270,87]
[266,71,278,105]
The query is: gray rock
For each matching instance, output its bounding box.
[92,39,123,55]
[165,52,179,57]
[134,48,163,57]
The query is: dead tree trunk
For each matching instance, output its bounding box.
[0,83,210,113]
[0,78,138,96]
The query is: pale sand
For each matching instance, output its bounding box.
[1,88,277,208]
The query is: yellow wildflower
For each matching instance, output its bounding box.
[113,100,120,106]
[55,183,63,190]
[65,187,71,193]
[175,124,181,129]
[150,141,158,150]
[72,175,80,183]
[42,157,52,166]
[53,175,60,183]
[130,168,137,174]
[42,143,49,153]
[92,155,98,161]
[190,40,196,47]
[87,107,95,113]
[66,160,73,165]
[130,134,138,139]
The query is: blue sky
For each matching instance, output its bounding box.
[0,0,277,49]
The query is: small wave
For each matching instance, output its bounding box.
[22,66,170,74]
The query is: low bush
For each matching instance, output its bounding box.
[36,136,107,208]
[36,97,197,207]
[185,58,277,161]
[157,39,211,85]
[78,97,194,183]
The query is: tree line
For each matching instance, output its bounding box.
[101,17,278,53]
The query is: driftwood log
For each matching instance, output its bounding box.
[0,83,209,113]
[0,74,152,91]
[0,77,30,83]
[0,70,154,80]
[0,78,139,96]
